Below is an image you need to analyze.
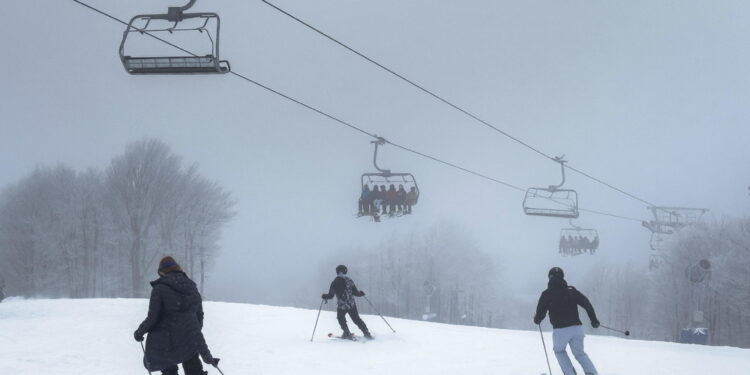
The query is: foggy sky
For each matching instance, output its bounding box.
[1,0,748,305]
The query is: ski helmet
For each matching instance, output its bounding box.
[336,265,348,275]
[548,267,564,279]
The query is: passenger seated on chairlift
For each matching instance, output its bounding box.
[370,185,381,215]
[559,237,567,254]
[359,185,372,215]
[581,237,592,254]
[406,186,418,214]
[386,184,398,214]
[396,184,407,213]
[378,184,387,214]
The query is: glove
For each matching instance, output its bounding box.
[533,317,542,325]
[321,294,330,300]
[134,330,144,342]
[360,291,366,296]
[591,320,600,329]
[202,354,220,367]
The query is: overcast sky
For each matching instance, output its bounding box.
[1,0,748,305]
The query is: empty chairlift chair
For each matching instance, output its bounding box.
[523,157,579,219]
[641,206,708,270]
[358,137,419,221]
[119,0,230,74]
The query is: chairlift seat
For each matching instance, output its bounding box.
[123,55,230,74]
[523,188,579,218]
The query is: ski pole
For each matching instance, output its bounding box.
[600,324,630,336]
[538,325,553,375]
[140,341,151,375]
[311,298,326,342]
[214,364,225,375]
[364,295,396,333]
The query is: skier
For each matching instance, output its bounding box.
[321,264,372,339]
[134,256,220,375]
[534,267,600,375]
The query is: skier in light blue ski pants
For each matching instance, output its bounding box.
[552,325,598,375]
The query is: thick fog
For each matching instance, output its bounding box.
[1,0,748,315]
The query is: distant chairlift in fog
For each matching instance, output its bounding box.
[642,206,708,270]
[358,137,419,222]
[686,259,712,283]
[559,219,599,257]
[119,0,230,74]
[523,156,579,219]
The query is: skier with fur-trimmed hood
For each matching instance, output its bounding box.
[134,256,220,375]
[321,265,372,339]
[534,267,600,375]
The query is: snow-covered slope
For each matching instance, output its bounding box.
[0,299,747,375]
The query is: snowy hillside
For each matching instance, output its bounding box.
[0,299,747,375]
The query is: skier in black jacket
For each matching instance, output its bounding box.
[134,256,220,375]
[534,267,600,375]
[321,265,372,339]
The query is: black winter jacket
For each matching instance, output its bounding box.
[136,271,213,371]
[323,275,364,311]
[534,276,598,329]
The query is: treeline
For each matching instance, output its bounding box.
[580,216,750,348]
[317,222,506,328]
[0,139,235,298]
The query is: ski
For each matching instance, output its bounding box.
[327,332,358,341]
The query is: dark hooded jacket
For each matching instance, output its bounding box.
[534,275,598,329]
[136,271,212,371]
[323,274,364,311]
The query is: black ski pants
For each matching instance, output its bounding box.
[161,354,205,375]
[337,306,369,335]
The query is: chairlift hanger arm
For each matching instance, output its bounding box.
[568,218,581,230]
[549,155,567,190]
[168,0,197,21]
[371,136,390,174]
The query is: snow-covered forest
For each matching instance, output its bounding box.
[0,139,235,298]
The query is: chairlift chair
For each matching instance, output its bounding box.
[559,219,599,256]
[686,259,711,283]
[649,232,674,252]
[523,156,579,218]
[649,254,664,271]
[119,0,230,74]
[648,207,708,230]
[358,137,419,221]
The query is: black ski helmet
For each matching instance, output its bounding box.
[548,267,564,279]
[336,265,348,275]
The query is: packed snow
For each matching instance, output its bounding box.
[0,298,747,375]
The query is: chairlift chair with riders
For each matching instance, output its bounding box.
[559,219,599,256]
[358,137,419,221]
[523,156,579,219]
[119,0,230,74]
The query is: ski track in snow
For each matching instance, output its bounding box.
[0,299,747,375]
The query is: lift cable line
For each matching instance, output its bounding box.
[70,0,642,224]
[260,0,658,209]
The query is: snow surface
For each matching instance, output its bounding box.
[0,299,748,375]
